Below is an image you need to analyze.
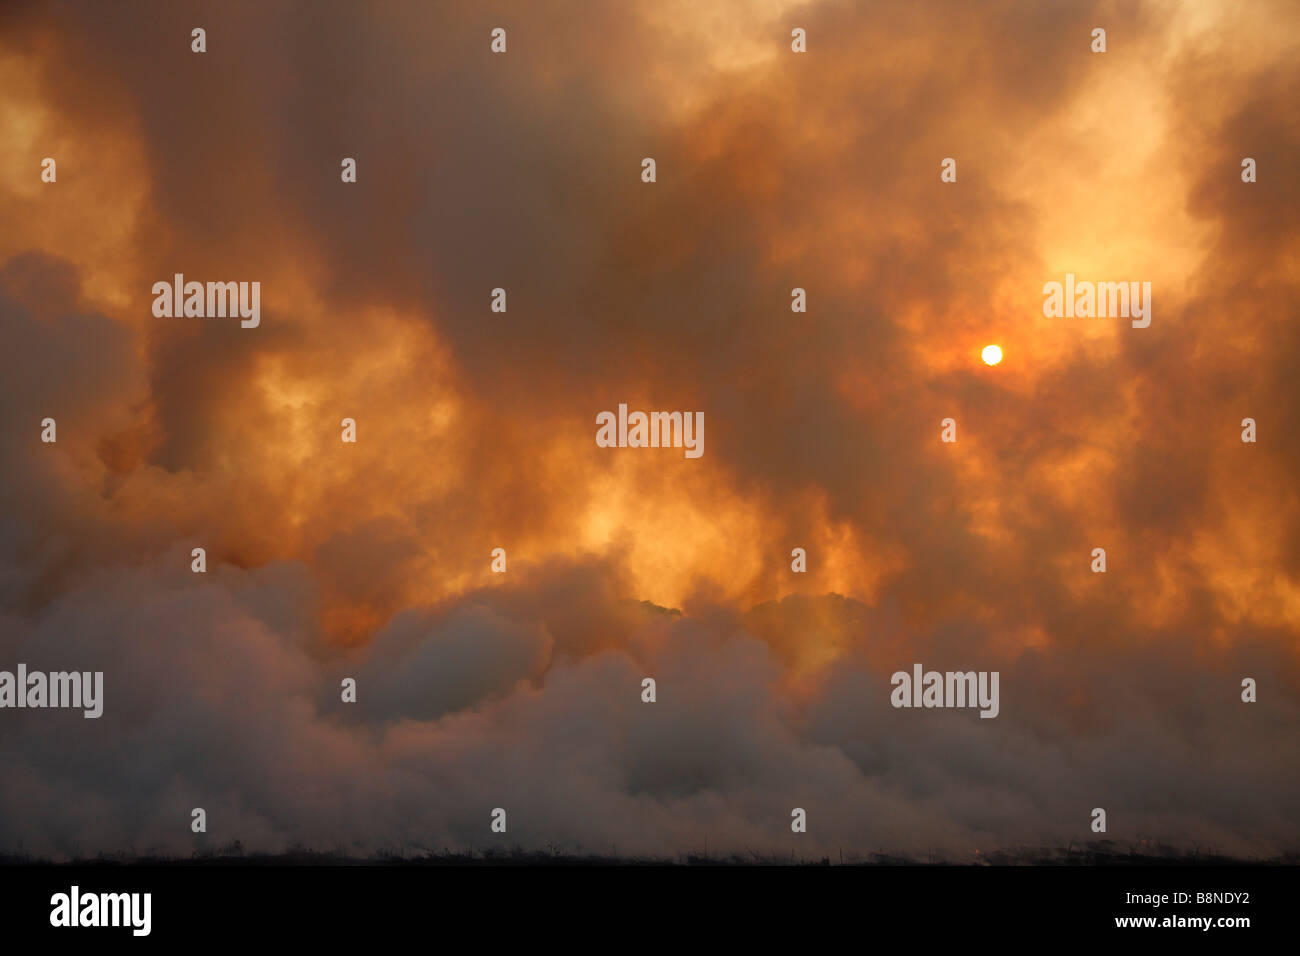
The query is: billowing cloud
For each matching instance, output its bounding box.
[0,0,1297,860]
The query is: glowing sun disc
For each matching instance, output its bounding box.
[982,344,1003,366]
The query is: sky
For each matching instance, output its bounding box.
[0,0,1297,860]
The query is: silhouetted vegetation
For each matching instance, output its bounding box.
[1,840,1295,866]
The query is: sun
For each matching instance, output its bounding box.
[981,344,1003,366]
